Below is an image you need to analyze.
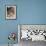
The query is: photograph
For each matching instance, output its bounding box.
[6,5,16,19]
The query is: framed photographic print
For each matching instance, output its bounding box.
[6,5,16,20]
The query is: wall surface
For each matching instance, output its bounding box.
[0,0,46,44]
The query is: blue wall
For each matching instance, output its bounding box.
[0,0,46,44]
[20,0,46,24]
